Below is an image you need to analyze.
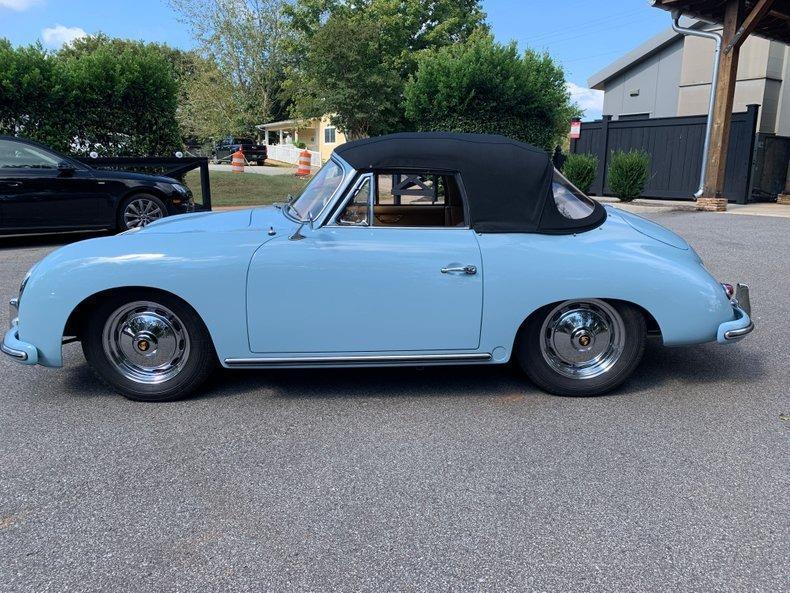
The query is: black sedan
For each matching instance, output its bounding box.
[0,136,196,236]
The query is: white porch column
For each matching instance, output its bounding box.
[279,129,283,145]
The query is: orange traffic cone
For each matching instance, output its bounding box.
[296,149,311,176]
[231,149,245,173]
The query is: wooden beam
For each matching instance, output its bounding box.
[724,0,777,53]
[700,0,745,211]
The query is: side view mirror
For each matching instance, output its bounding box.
[57,161,76,175]
[289,213,315,241]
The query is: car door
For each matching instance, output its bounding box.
[246,174,483,354]
[0,138,104,232]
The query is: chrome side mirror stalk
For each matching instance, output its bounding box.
[289,214,314,240]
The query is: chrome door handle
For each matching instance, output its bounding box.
[441,265,477,275]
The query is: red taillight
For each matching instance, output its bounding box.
[722,283,734,298]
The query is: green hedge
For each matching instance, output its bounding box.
[0,38,180,156]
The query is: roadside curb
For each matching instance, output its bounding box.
[594,196,697,213]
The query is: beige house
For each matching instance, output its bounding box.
[257,116,347,164]
[588,18,790,136]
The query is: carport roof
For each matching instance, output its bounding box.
[652,0,790,45]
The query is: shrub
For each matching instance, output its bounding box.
[562,153,598,194]
[607,150,650,202]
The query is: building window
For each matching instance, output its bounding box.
[324,127,336,144]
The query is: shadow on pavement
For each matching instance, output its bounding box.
[0,231,109,251]
[58,339,765,404]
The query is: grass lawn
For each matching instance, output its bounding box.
[184,170,311,208]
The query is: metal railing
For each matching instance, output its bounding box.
[76,156,212,210]
[266,144,321,167]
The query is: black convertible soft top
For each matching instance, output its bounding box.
[334,132,606,234]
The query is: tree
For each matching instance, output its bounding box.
[177,59,245,140]
[169,0,291,133]
[282,13,402,139]
[404,33,580,151]
[283,0,487,139]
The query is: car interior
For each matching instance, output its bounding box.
[338,170,467,228]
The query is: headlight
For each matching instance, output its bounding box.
[172,183,190,196]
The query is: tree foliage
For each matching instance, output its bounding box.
[169,0,291,135]
[283,0,487,139]
[404,33,579,151]
[0,37,181,156]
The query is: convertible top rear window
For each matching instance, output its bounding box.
[552,171,595,220]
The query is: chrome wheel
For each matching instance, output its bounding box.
[123,198,163,229]
[102,301,190,385]
[539,299,625,380]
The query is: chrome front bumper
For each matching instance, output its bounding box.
[2,298,38,364]
[717,284,754,343]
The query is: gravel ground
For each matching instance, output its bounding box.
[0,211,787,593]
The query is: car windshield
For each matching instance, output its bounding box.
[552,169,596,219]
[290,160,345,221]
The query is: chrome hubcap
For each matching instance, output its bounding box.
[540,299,625,379]
[103,301,190,384]
[123,198,163,229]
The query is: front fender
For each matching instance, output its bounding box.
[16,231,270,367]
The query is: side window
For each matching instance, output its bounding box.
[338,176,372,226]
[373,170,465,228]
[376,172,445,206]
[0,139,60,169]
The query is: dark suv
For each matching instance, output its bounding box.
[212,137,267,165]
[0,136,196,235]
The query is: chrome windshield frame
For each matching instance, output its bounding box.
[284,155,356,226]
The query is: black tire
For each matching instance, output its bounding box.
[516,299,646,397]
[256,159,266,166]
[117,193,167,232]
[82,290,217,402]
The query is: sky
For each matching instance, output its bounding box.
[0,0,674,120]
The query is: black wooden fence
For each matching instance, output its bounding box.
[751,133,790,201]
[570,104,760,204]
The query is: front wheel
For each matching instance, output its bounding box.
[516,299,646,396]
[82,291,216,401]
[118,194,166,231]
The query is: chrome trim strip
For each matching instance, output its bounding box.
[724,322,754,341]
[1,341,28,361]
[225,353,492,367]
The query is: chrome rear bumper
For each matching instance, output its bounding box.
[717,284,754,343]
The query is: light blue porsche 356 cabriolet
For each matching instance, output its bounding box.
[3,133,753,401]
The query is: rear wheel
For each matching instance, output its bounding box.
[516,299,645,396]
[118,194,166,231]
[82,291,216,401]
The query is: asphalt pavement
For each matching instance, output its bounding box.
[0,211,787,592]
